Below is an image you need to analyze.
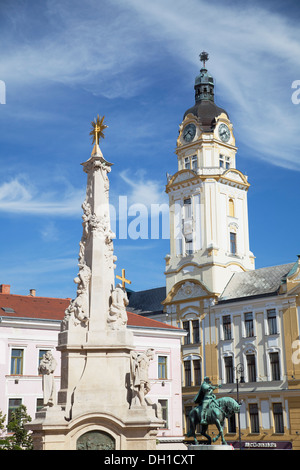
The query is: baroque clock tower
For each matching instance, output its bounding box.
[165,52,255,298]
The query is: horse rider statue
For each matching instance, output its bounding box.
[194,376,221,425]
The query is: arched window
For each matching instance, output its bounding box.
[229,198,235,217]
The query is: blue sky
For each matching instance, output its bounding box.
[0,0,299,298]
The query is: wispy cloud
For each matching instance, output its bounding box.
[118,169,167,207]
[0,176,84,216]
[1,0,297,170]
[0,0,153,99]
[120,0,300,170]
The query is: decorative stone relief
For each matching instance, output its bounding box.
[76,430,115,450]
[224,170,245,183]
[173,281,208,301]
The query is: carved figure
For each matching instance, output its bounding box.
[62,262,91,328]
[108,283,129,329]
[82,200,92,238]
[39,352,57,407]
[130,348,155,406]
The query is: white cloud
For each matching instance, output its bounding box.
[118,169,167,207]
[1,0,299,170]
[0,176,84,216]
[0,0,153,99]
[121,0,300,169]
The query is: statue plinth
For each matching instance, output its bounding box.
[187,444,233,451]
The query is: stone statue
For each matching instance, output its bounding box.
[39,352,57,407]
[187,376,240,445]
[107,283,129,329]
[130,348,155,406]
[62,262,91,329]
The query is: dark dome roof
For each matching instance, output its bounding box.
[183,100,229,132]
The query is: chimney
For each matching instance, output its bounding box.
[0,284,10,294]
[29,289,36,297]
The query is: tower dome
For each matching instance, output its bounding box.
[183,52,229,131]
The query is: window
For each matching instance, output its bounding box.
[10,349,24,375]
[267,309,277,335]
[273,403,284,433]
[191,155,197,170]
[185,236,193,255]
[249,404,259,433]
[183,320,200,344]
[158,399,168,428]
[184,361,191,386]
[184,157,190,169]
[8,398,22,423]
[227,414,236,433]
[224,356,234,383]
[219,155,230,169]
[158,356,167,380]
[230,232,237,254]
[193,359,202,386]
[36,398,44,412]
[184,198,192,218]
[192,320,200,343]
[270,352,280,381]
[183,321,190,345]
[244,312,254,337]
[228,198,235,217]
[247,354,256,382]
[223,315,232,340]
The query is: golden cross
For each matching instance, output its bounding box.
[116,269,131,289]
[89,114,108,145]
[94,124,100,145]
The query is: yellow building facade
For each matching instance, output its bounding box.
[129,53,300,449]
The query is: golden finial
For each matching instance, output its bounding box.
[90,114,108,145]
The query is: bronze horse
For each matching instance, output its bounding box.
[187,396,240,445]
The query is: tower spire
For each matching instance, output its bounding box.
[199,51,209,69]
[194,51,214,103]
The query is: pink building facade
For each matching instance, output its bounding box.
[0,285,185,449]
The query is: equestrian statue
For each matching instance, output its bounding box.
[187,377,240,445]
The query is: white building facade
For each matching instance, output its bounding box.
[0,286,186,449]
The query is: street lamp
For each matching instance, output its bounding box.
[234,363,245,450]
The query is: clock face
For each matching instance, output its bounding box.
[218,123,230,142]
[183,123,196,142]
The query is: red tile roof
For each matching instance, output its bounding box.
[127,310,179,330]
[0,293,179,330]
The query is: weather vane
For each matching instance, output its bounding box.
[200,51,209,68]
[90,114,108,146]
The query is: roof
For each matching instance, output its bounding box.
[219,263,294,303]
[183,100,229,131]
[0,290,178,331]
[0,294,70,320]
[127,286,166,316]
[127,310,179,330]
